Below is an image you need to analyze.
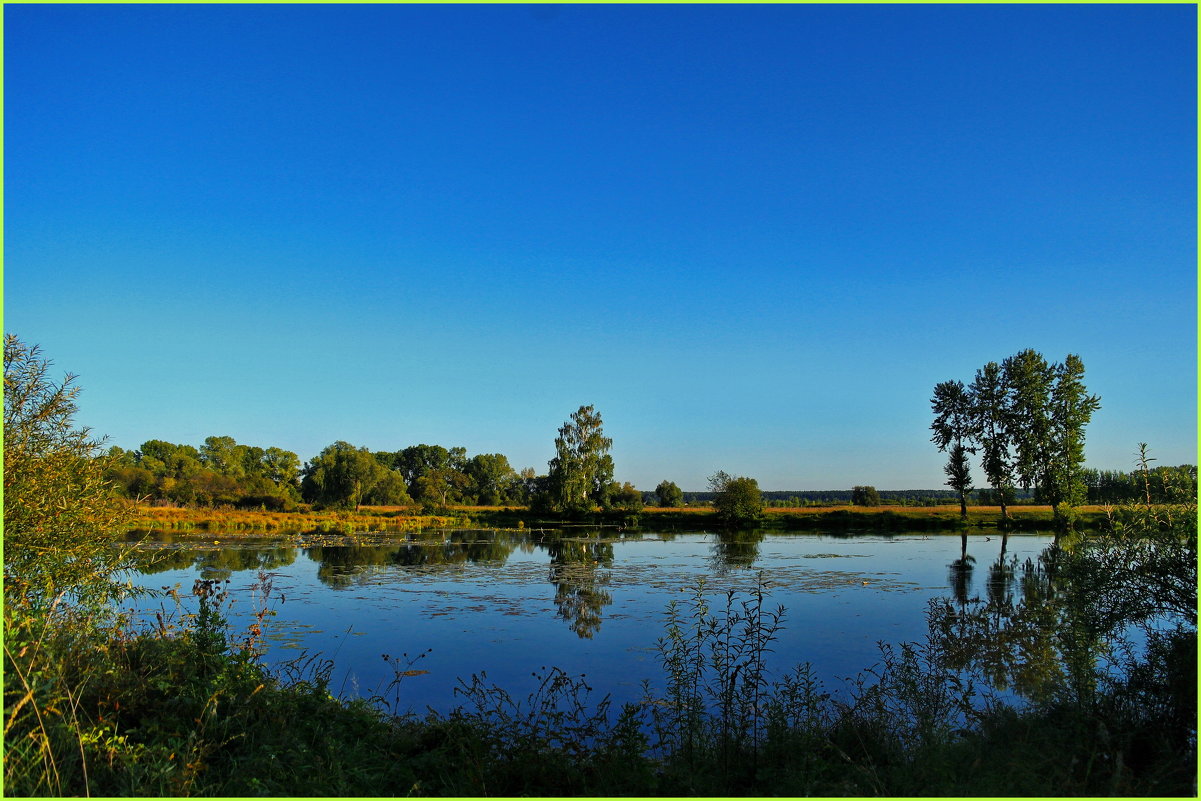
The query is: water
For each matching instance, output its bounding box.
[119,528,1054,713]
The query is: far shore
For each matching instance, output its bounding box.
[127,502,1113,536]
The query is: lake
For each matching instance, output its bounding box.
[120,527,1055,714]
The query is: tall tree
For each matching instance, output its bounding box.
[970,361,1017,521]
[547,405,614,513]
[931,379,976,518]
[1001,349,1101,521]
[1047,354,1101,510]
[1002,349,1056,501]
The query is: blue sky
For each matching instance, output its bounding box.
[5,4,1196,490]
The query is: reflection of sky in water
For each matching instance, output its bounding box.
[121,531,1054,713]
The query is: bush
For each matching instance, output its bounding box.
[711,473,763,527]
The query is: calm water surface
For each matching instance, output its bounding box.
[121,529,1053,713]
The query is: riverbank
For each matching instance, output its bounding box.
[128,505,474,534]
[128,502,1109,537]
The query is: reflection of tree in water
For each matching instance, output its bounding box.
[545,538,614,639]
[710,529,765,571]
[947,532,977,608]
[930,539,1104,702]
[306,531,520,589]
[133,546,297,581]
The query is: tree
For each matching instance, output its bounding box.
[200,435,244,477]
[655,480,684,508]
[1000,349,1101,524]
[931,379,975,518]
[1047,354,1101,511]
[3,335,133,608]
[466,453,518,506]
[393,444,470,504]
[300,441,387,509]
[969,361,1016,522]
[1002,349,1056,501]
[262,446,302,492]
[851,485,880,507]
[710,471,763,526]
[606,481,644,512]
[362,469,412,506]
[546,405,614,514]
[415,467,470,511]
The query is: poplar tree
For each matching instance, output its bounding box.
[1047,354,1101,509]
[1002,349,1056,500]
[931,379,976,518]
[969,361,1017,521]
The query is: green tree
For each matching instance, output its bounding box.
[655,479,684,508]
[262,446,302,492]
[1047,354,1101,512]
[415,467,470,511]
[300,441,386,509]
[969,361,1017,521]
[1000,350,1101,524]
[466,453,518,506]
[851,485,880,507]
[362,469,412,506]
[393,444,470,504]
[1002,349,1056,501]
[200,435,244,477]
[546,405,614,514]
[710,471,763,527]
[931,379,976,518]
[3,335,134,608]
[606,481,644,512]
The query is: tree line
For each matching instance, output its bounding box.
[106,438,538,511]
[931,349,1101,522]
[104,405,645,513]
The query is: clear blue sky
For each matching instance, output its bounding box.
[5,4,1196,491]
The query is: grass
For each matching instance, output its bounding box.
[129,502,1112,539]
[129,505,472,535]
[6,565,1193,797]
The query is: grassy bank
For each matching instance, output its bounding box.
[127,502,1112,538]
[129,505,473,535]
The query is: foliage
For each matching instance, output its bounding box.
[603,480,644,512]
[464,452,519,505]
[300,441,390,509]
[655,479,684,508]
[545,405,615,514]
[850,485,880,506]
[710,471,763,527]
[930,379,975,518]
[936,350,1101,526]
[1081,462,1198,504]
[3,335,135,609]
[969,360,1016,519]
[107,436,303,509]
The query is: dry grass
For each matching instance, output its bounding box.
[130,505,468,534]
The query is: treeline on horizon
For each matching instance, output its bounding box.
[103,435,1196,512]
